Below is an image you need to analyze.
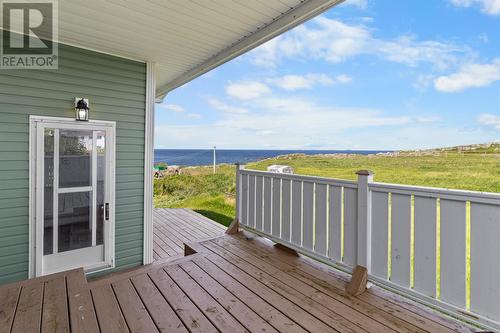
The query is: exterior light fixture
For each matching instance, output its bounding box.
[75,98,89,121]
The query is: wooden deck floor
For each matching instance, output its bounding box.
[153,208,226,260]
[0,231,480,333]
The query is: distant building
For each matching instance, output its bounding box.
[267,165,294,174]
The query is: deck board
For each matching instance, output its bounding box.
[41,276,70,333]
[148,268,218,333]
[213,237,426,333]
[11,280,43,333]
[0,218,479,333]
[178,260,278,333]
[130,274,188,333]
[165,265,248,333]
[100,231,482,333]
[91,284,130,333]
[201,242,363,333]
[66,269,100,333]
[0,285,20,333]
[112,279,159,333]
[153,208,225,260]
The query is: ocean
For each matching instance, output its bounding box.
[154,149,389,166]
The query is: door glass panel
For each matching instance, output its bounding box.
[58,191,92,252]
[96,131,106,245]
[59,130,92,188]
[44,129,54,255]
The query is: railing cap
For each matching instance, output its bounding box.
[356,170,374,176]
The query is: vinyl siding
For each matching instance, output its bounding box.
[0,43,146,284]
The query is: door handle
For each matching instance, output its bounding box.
[105,203,110,221]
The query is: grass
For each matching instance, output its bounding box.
[154,165,236,227]
[248,148,500,193]
[154,146,500,226]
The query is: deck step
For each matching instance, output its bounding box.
[0,268,100,333]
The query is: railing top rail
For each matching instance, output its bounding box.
[239,168,358,188]
[370,181,500,204]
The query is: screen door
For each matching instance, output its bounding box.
[32,118,115,276]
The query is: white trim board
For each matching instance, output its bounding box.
[143,62,155,265]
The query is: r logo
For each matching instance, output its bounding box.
[2,2,53,54]
[0,1,58,68]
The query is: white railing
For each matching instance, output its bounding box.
[235,164,500,331]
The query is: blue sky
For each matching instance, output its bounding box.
[155,0,500,150]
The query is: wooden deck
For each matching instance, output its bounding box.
[153,208,226,260]
[0,230,480,333]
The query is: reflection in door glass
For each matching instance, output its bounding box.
[96,131,105,245]
[58,191,92,252]
[44,129,54,255]
[59,130,92,188]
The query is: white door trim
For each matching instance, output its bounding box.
[143,62,156,265]
[29,116,116,278]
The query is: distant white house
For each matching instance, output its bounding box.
[267,165,294,174]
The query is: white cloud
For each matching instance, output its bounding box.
[225,81,271,100]
[478,33,489,43]
[434,59,500,92]
[450,0,500,15]
[186,113,202,119]
[478,114,500,129]
[342,0,368,9]
[336,74,353,84]
[167,94,442,148]
[208,97,249,114]
[414,74,435,90]
[267,74,333,90]
[158,103,185,112]
[266,73,353,91]
[248,16,470,71]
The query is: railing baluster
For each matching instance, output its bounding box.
[371,191,389,279]
[291,180,302,246]
[390,193,411,288]
[440,199,466,308]
[281,179,291,242]
[271,177,281,238]
[470,202,500,319]
[302,182,314,251]
[343,187,358,267]
[248,175,256,228]
[255,176,264,231]
[314,183,327,256]
[414,196,437,297]
[328,185,343,262]
[263,177,272,233]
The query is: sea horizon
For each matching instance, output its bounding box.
[154,148,391,167]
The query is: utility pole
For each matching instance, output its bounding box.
[213,146,216,174]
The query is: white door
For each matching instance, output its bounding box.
[31,117,115,276]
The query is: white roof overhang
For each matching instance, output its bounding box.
[9,0,345,99]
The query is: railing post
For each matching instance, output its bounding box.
[227,163,244,234]
[356,170,374,272]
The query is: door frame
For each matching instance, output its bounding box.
[29,115,116,278]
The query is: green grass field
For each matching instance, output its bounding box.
[154,145,500,226]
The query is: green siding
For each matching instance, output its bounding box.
[0,43,146,284]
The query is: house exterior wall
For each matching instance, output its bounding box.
[0,43,146,284]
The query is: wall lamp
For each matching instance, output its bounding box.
[75,98,90,121]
